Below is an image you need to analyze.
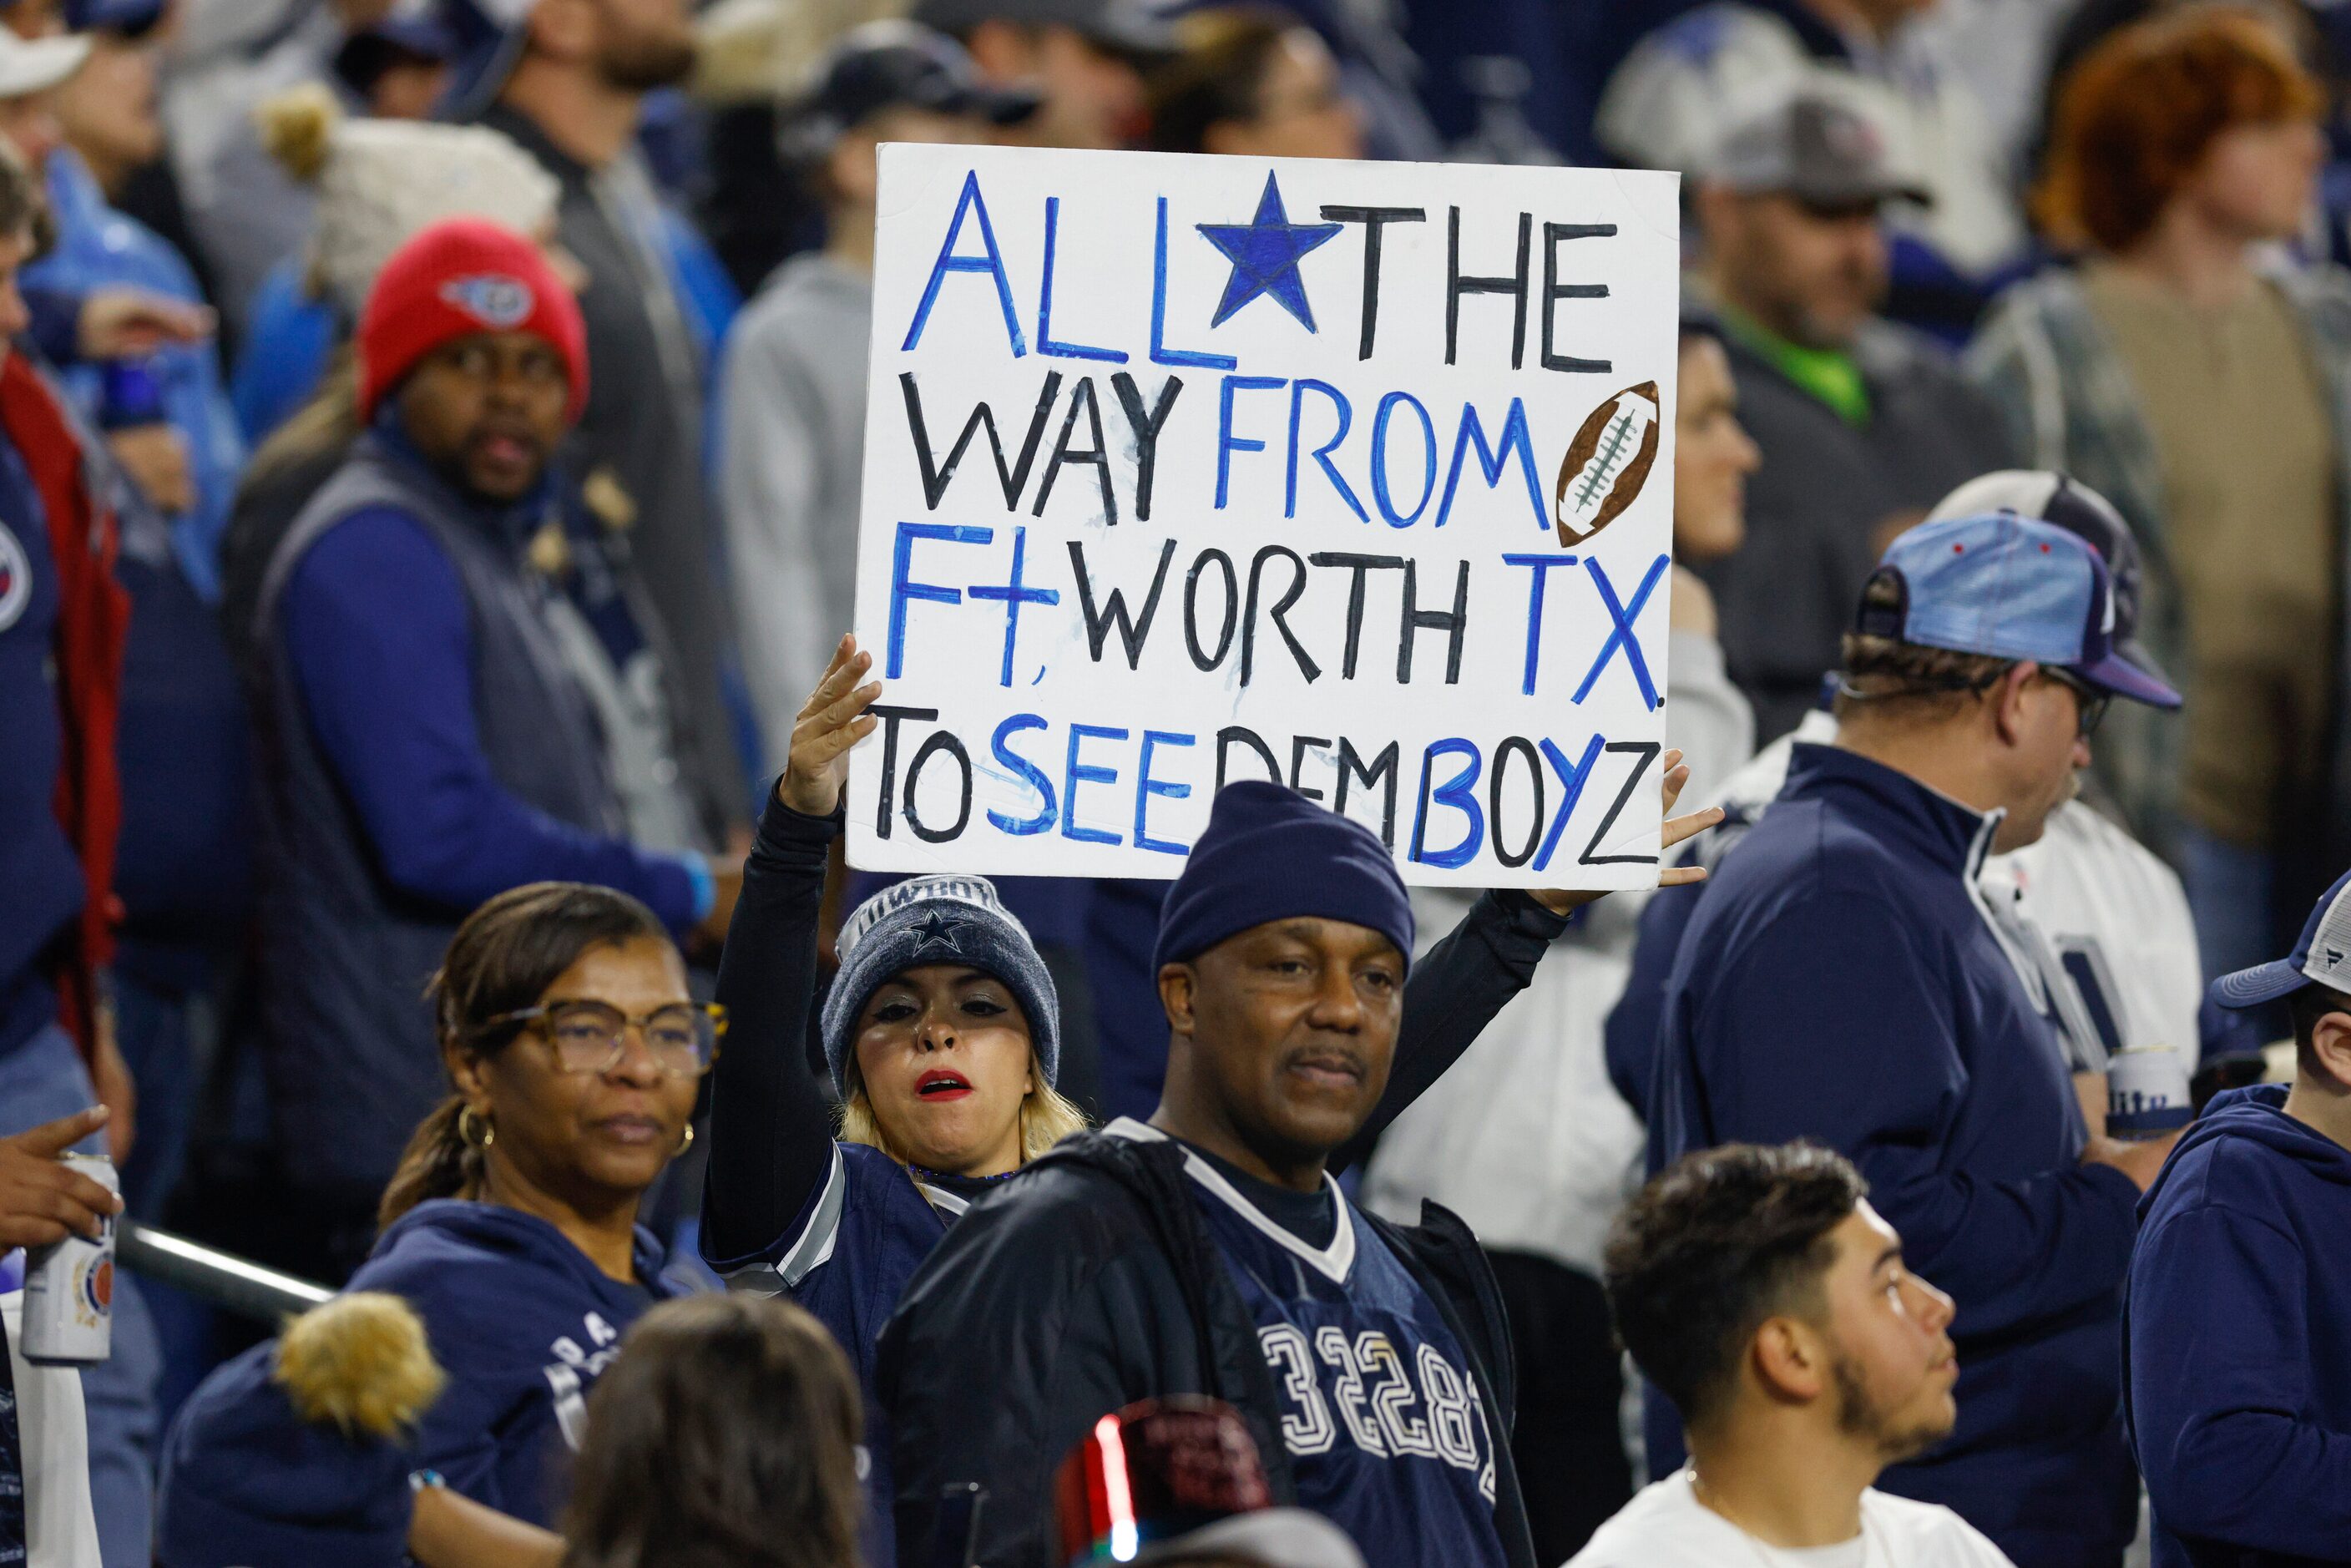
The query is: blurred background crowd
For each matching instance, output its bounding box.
[5,0,2351,1560]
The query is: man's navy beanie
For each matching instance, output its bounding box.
[821,873,1060,1098]
[1152,781,1415,974]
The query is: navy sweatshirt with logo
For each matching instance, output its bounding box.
[159,1198,692,1561]
[1649,743,2143,1568]
[2127,1085,2351,1568]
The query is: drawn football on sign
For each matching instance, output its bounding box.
[1555,381,1661,546]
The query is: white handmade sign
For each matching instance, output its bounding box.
[847,144,1681,887]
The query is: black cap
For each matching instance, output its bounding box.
[910,0,1178,58]
[781,20,1041,164]
[1710,81,1932,210]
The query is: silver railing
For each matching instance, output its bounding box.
[118,1221,332,1321]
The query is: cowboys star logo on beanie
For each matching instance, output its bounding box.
[355,217,589,424]
[437,274,536,331]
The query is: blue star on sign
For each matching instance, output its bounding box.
[1196,172,1342,331]
[908,910,969,958]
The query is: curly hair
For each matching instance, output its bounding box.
[1602,1142,1866,1430]
[2037,5,2320,253]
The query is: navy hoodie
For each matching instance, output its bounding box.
[159,1198,693,1559]
[2127,1085,2351,1568]
[1650,743,2143,1568]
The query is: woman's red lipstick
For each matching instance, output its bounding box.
[916,1069,973,1100]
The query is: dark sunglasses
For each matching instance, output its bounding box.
[2040,667,2110,738]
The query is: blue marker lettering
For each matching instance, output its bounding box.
[902,169,1026,357]
[1151,196,1236,370]
[1062,723,1129,844]
[1435,397,1547,529]
[988,714,1057,835]
[1134,731,1196,854]
[888,520,993,678]
[1501,552,1580,696]
[1035,196,1126,364]
[1287,379,1366,522]
[1408,737,1484,867]
[1371,391,1437,528]
[1216,375,1285,509]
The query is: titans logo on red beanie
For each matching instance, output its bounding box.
[437,275,537,331]
[356,217,589,424]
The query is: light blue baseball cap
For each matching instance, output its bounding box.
[1858,512,2182,709]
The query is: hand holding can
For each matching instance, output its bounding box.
[0,1106,120,1249]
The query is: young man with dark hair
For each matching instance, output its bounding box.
[1576,1142,2010,1565]
[2126,868,2351,1568]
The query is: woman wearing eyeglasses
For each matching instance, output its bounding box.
[156,881,720,1563]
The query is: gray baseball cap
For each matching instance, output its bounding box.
[1710,83,1931,210]
[910,0,1178,58]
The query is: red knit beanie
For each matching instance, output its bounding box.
[354,217,589,424]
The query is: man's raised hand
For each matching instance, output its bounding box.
[1531,747,1727,916]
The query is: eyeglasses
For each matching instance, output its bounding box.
[2040,667,2110,739]
[488,1000,726,1078]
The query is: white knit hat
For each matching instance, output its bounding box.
[256,86,562,320]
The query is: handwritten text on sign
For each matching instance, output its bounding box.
[847,144,1681,887]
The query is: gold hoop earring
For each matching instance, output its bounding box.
[458,1106,495,1149]
[675,1122,695,1157]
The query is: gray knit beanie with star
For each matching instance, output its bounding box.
[820,875,1061,1098]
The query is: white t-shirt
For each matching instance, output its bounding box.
[1566,1471,2016,1568]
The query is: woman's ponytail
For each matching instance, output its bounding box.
[377,1094,483,1229]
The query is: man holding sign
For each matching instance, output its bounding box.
[878,778,1629,1568]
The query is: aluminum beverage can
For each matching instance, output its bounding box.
[21,1152,117,1365]
[2108,1045,2193,1141]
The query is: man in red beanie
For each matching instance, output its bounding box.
[244,216,736,1277]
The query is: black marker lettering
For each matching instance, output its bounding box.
[1336,737,1400,848]
[1110,372,1183,522]
[899,370,1060,510]
[1032,375,1117,524]
[1307,551,1406,679]
[904,731,973,843]
[1242,546,1322,686]
[1489,736,1544,868]
[1540,222,1615,374]
[1185,548,1238,670]
[1398,559,1470,685]
[1580,741,1661,865]
[1321,205,1425,361]
[1068,538,1177,669]
[1216,726,1280,789]
[1288,735,1333,802]
[1446,209,1532,369]
[867,704,941,839]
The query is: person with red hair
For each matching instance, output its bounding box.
[1968,6,2351,986]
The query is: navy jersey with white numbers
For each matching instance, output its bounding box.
[1180,1157,1509,1568]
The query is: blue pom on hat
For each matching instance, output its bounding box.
[1152,781,1413,975]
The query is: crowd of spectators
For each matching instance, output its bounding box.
[3,0,2351,1565]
